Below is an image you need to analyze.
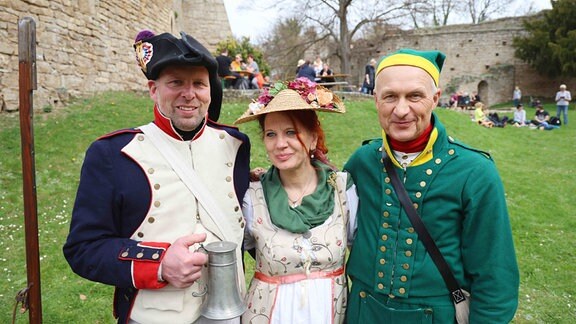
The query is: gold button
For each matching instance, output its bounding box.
[234,206,240,212]
[382,168,386,173]
[121,251,128,258]
[137,135,144,141]
[147,217,155,223]
[413,203,418,209]
[226,176,232,182]
[228,192,234,198]
[154,201,161,207]
[385,188,391,195]
[360,291,367,298]
[420,181,426,187]
[382,223,389,228]
[377,283,384,289]
[448,149,455,155]
[380,246,386,252]
[385,177,390,183]
[435,158,442,164]
[136,252,143,258]
[405,251,412,257]
[154,183,160,190]
[426,169,432,175]
[219,133,225,139]
[381,234,388,241]
[379,258,385,265]
[401,275,407,282]
[402,263,409,270]
[152,253,160,260]
[383,211,389,217]
[415,192,422,198]
[148,168,155,174]
[238,217,243,223]
[241,222,245,228]
[406,238,413,244]
[408,227,414,233]
[378,272,384,278]
[388,294,395,299]
[399,288,406,294]
[137,232,144,238]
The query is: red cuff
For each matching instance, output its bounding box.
[118,241,170,289]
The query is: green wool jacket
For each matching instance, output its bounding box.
[345,115,519,323]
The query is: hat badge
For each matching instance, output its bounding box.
[134,40,154,72]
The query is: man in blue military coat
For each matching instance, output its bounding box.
[63,30,250,323]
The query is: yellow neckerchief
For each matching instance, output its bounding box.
[382,127,438,168]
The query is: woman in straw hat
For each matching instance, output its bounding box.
[235,77,358,324]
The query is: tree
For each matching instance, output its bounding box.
[259,18,315,80]
[465,0,507,24]
[513,0,576,77]
[254,0,420,76]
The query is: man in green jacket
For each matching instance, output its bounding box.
[345,49,519,323]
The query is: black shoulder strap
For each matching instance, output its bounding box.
[382,154,467,304]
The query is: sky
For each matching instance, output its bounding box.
[222,0,553,41]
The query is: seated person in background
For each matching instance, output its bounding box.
[488,111,508,128]
[231,53,245,71]
[230,54,249,89]
[313,56,324,82]
[470,91,481,106]
[458,92,471,109]
[530,105,559,130]
[449,92,458,109]
[318,63,335,88]
[216,48,242,89]
[474,102,494,128]
[511,104,527,127]
[245,54,261,89]
[296,60,317,82]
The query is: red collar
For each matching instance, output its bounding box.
[388,123,433,153]
[153,104,206,140]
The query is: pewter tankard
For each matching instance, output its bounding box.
[199,241,246,320]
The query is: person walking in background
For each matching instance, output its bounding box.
[555,84,571,125]
[513,86,522,107]
[362,58,376,95]
[344,48,519,323]
[235,77,357,323]
[63,30,251,324]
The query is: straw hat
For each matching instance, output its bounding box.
[234,79,345,124]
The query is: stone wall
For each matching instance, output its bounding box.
[0,0,232,112]
[377,15,576,106]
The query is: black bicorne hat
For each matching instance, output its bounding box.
[134,31,222,121]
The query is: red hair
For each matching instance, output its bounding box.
[258,110,335,169]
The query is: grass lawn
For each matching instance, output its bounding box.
[0,91,574,323]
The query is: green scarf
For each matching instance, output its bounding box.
[260,161,336,233]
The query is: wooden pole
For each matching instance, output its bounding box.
[18,16,42,324]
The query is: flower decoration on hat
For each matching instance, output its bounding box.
[236,77,345,124]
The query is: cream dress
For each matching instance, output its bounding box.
[242,172,351,324]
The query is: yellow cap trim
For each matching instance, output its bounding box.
[377,53,440,86]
